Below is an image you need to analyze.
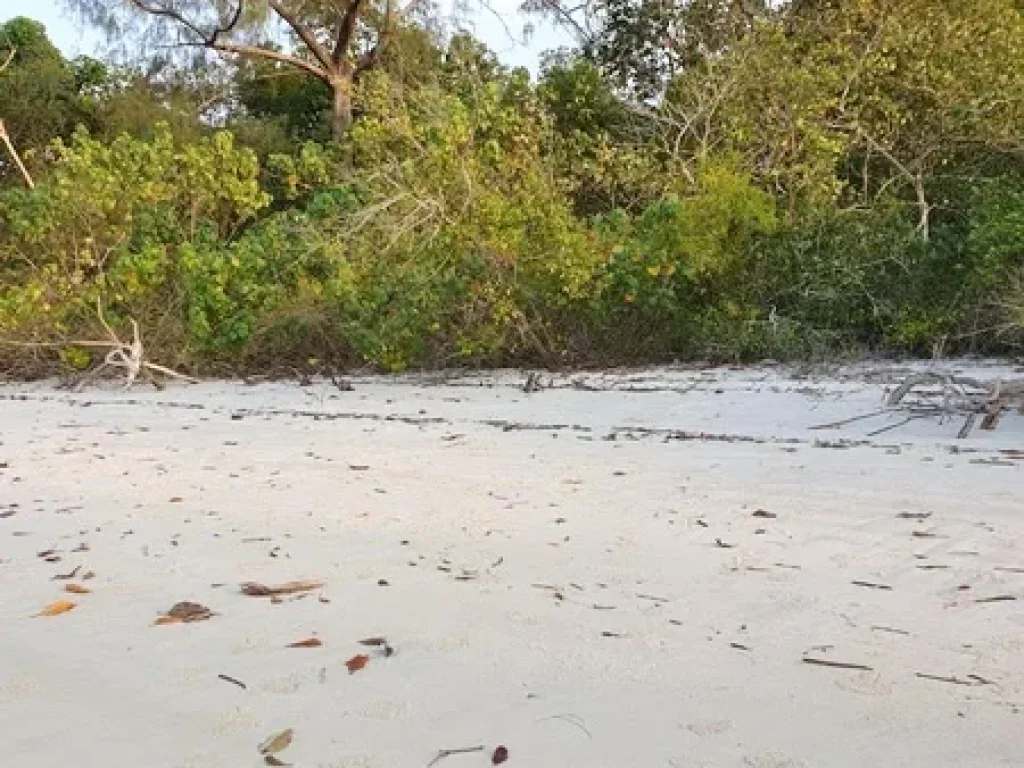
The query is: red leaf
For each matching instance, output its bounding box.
[492,745,509,765]
[346,654,370,674]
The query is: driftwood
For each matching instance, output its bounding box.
[813,370,1024,438]
[1,298,198,390]
[884,371,1024,437]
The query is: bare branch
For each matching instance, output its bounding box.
[0,46,15,74]
[332,0,364,66]
[212,41,328,80]
[268,0,335,70]
[354,0,394,77]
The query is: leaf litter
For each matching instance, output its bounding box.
[36,600,76,617]
[240,580,324,597]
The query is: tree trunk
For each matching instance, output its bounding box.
[331,77,354,141]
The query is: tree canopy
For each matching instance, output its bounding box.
[0,1,1022,377]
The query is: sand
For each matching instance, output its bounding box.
[1,362,1022,768]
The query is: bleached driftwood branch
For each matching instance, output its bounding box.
[1,299,199,391]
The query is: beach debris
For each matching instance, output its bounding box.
[730,642,751,651]
[871,625,910,636]
[287,637,323,648]
[974,595,1017,604]
[64,583,91,594]
[851,580,892,591]
[916,672,993,687]
[752,509,777,519]
[52,565,81,580]
[258,728,294,757]
[359,636,395,656]
[896,512,932,520]
[714,538,735,549]
[217,674,246,689]
[427,746,484,767]
[155,601,214,624]
[264,756,290,766]
[346,653,370,673]
[492,745,509,764]
[240,580,324,597]
[802,657,873,672]
[36,599,76,617]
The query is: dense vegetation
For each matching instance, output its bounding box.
[1,0,1022,377]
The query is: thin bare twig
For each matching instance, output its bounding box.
[426,746,484,767]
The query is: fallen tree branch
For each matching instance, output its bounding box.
[0,299,199,390]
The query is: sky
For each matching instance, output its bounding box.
[0,0,573,73]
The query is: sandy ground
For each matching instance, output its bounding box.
[1,362,1022,768]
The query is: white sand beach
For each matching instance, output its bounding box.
[1,363,1022,768]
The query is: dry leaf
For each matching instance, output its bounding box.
[37,600,76,617]
[264,756,291,767]
[359,636,388,647]
[346,654,370,674]
[154,616,184,626]
[64,583,91,594]
[492,745,509,765]
[258,729,293,756]
[158,601,214,623]
[240,580,324,597]
[37,549,56,558]
[287,637,323,648]
[82,570,96,580]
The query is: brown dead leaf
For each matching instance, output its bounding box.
[287,637,323,648]
[258,729,293,756]
[64,583,91,594]
[37,549,56,558]
[264,756,290,767]
[153,616,184,626]
[160,601,214,623]
[346,654,370,674]
[240,580,324,597]
[492,745,509,765]
[37,600,76,617]
[358,636,388,647]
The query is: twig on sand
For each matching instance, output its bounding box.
[217,674,247,689]
[916,672,993,687]
[810,409,888,430]
[802,657,874,672]
[427,746,484,767]
[537,712,593,739]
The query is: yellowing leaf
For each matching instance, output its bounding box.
[153,616,183,626]
[258,729,294,756]
[37,600,76,617]
[64,584,91,594]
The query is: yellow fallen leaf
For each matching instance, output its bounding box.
[64,584,91,594]
[258,728,294,756]
[37,600,76,617]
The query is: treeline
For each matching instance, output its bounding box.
[0,0,1022,376]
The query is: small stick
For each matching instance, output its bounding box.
[427,746,484,767]
[809,409,887,430]
[852,580,892,591]
[867,415,920,437]
[871,625,910,635]
[217,674,247,689]
[802,657,874,672]
[974,595,1017,604]
[916,672,991,686]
